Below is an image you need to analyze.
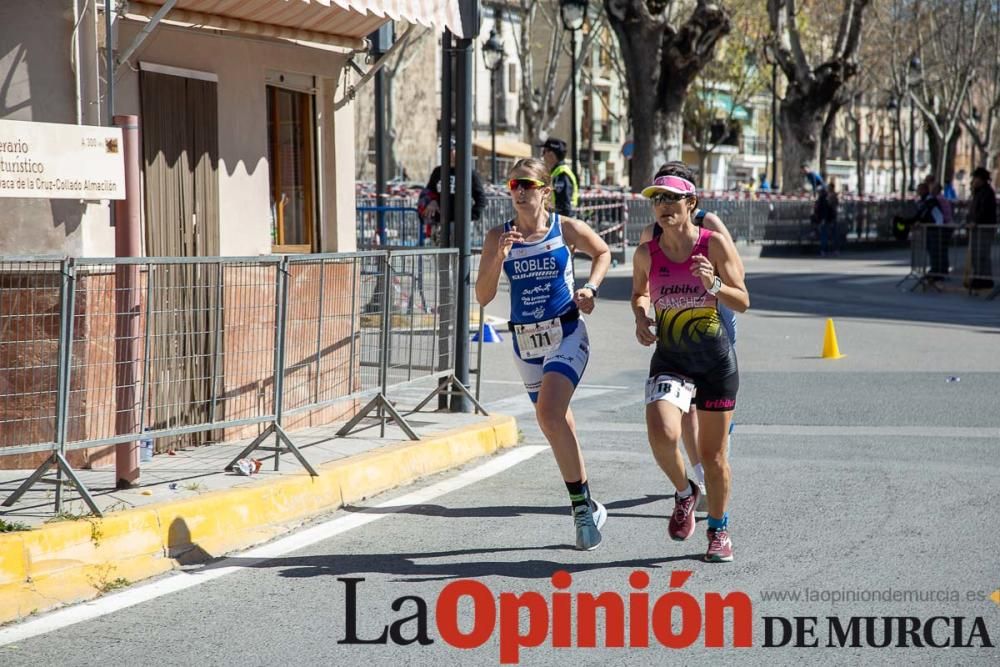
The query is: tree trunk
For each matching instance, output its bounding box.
[607,0,731,191]
[627,72,661,188]
[819,104,838,177]
[779,98,825,192]
[698,150,709,190]
[896,114,908,196]
[769,0,871,194]
[661,100,685,164]
[854,116,865,197]
[927,126,961,185]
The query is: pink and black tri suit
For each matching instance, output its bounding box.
[647,227,739,411]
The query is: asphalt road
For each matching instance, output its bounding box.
[2,248,998,666]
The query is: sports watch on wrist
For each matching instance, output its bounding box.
[583,282,599,297]
[707,276,723,295]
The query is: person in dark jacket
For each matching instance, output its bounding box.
[420,141,487,247]
[896,182,949,278]
[967,167,996,289]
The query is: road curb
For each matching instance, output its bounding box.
[0,414,518,625]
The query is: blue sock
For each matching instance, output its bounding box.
[707,513,729,531]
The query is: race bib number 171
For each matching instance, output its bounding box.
[513,317,563,360]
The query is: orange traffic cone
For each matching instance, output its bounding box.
[821,318,845,359]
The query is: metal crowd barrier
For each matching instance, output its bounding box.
[356,206,425,248]
[0,249,474,516]
[897,224,999,298]
[361,193,933,256]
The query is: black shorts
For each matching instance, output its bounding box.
[648,348,739,411]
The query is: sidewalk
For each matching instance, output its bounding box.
[0,389,517,625]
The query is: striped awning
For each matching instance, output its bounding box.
[130,0,467,45]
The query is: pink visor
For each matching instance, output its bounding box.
[641,175,697,198]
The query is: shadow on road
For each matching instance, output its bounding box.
[218,544,703,581]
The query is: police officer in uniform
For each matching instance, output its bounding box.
[538,137,579,217]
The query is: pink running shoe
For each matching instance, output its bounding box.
[705,527,734,562]
[668,481,700,541]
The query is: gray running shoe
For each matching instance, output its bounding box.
[573,500,606,551]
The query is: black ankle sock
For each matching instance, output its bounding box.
[565,479,591,509]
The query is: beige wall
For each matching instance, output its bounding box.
[0,0,106,257]
[1,4,359,257]
[114,20,356,255]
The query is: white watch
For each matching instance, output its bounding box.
[707,276,723,295]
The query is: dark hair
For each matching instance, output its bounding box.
[653,161,697,183]
[972,167,991,181]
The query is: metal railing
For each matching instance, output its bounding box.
[356,206,425,248]
[0,248,483,516]
[361,192,939,253]
[898,224,999,298]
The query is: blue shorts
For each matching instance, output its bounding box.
[511,318,590,403]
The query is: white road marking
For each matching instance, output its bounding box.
[0,445,549,646]
[482,380,629,390]
[575,423,1000,439]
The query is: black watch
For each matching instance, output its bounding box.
[583,282,599,297]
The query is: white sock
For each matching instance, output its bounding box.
[676,481,693,498]
[693,463,705,486]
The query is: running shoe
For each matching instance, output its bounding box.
[573,499,606,551]
[705,527,734,562]
[668,481,700,541]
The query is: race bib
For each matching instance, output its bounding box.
[513,317,563,360]
[645,374,695,412]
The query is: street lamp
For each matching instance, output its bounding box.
[482,28,504,184]
[907,56,921,192]
[886,96,899,196]
[559,0,587,178]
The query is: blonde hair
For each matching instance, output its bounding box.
[508,157,552,187]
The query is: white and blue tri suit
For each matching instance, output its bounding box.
[503,214,590,403]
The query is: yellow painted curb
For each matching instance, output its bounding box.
[0,414,517,625]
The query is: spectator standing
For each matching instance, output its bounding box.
[419,140,486,247]
[912,182,948,279]
[967,167,996,290]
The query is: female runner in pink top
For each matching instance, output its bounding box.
[631,168,749,562]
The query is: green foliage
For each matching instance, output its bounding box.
[0,518,31,532]
[684,2,770,183]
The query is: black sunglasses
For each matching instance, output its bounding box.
[651,192,692,205]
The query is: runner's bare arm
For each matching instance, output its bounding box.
[631,244,658,346]
[561,217,611,314]
[703,234,749,313]
[701,213,745,273]
[561,217,611,285]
